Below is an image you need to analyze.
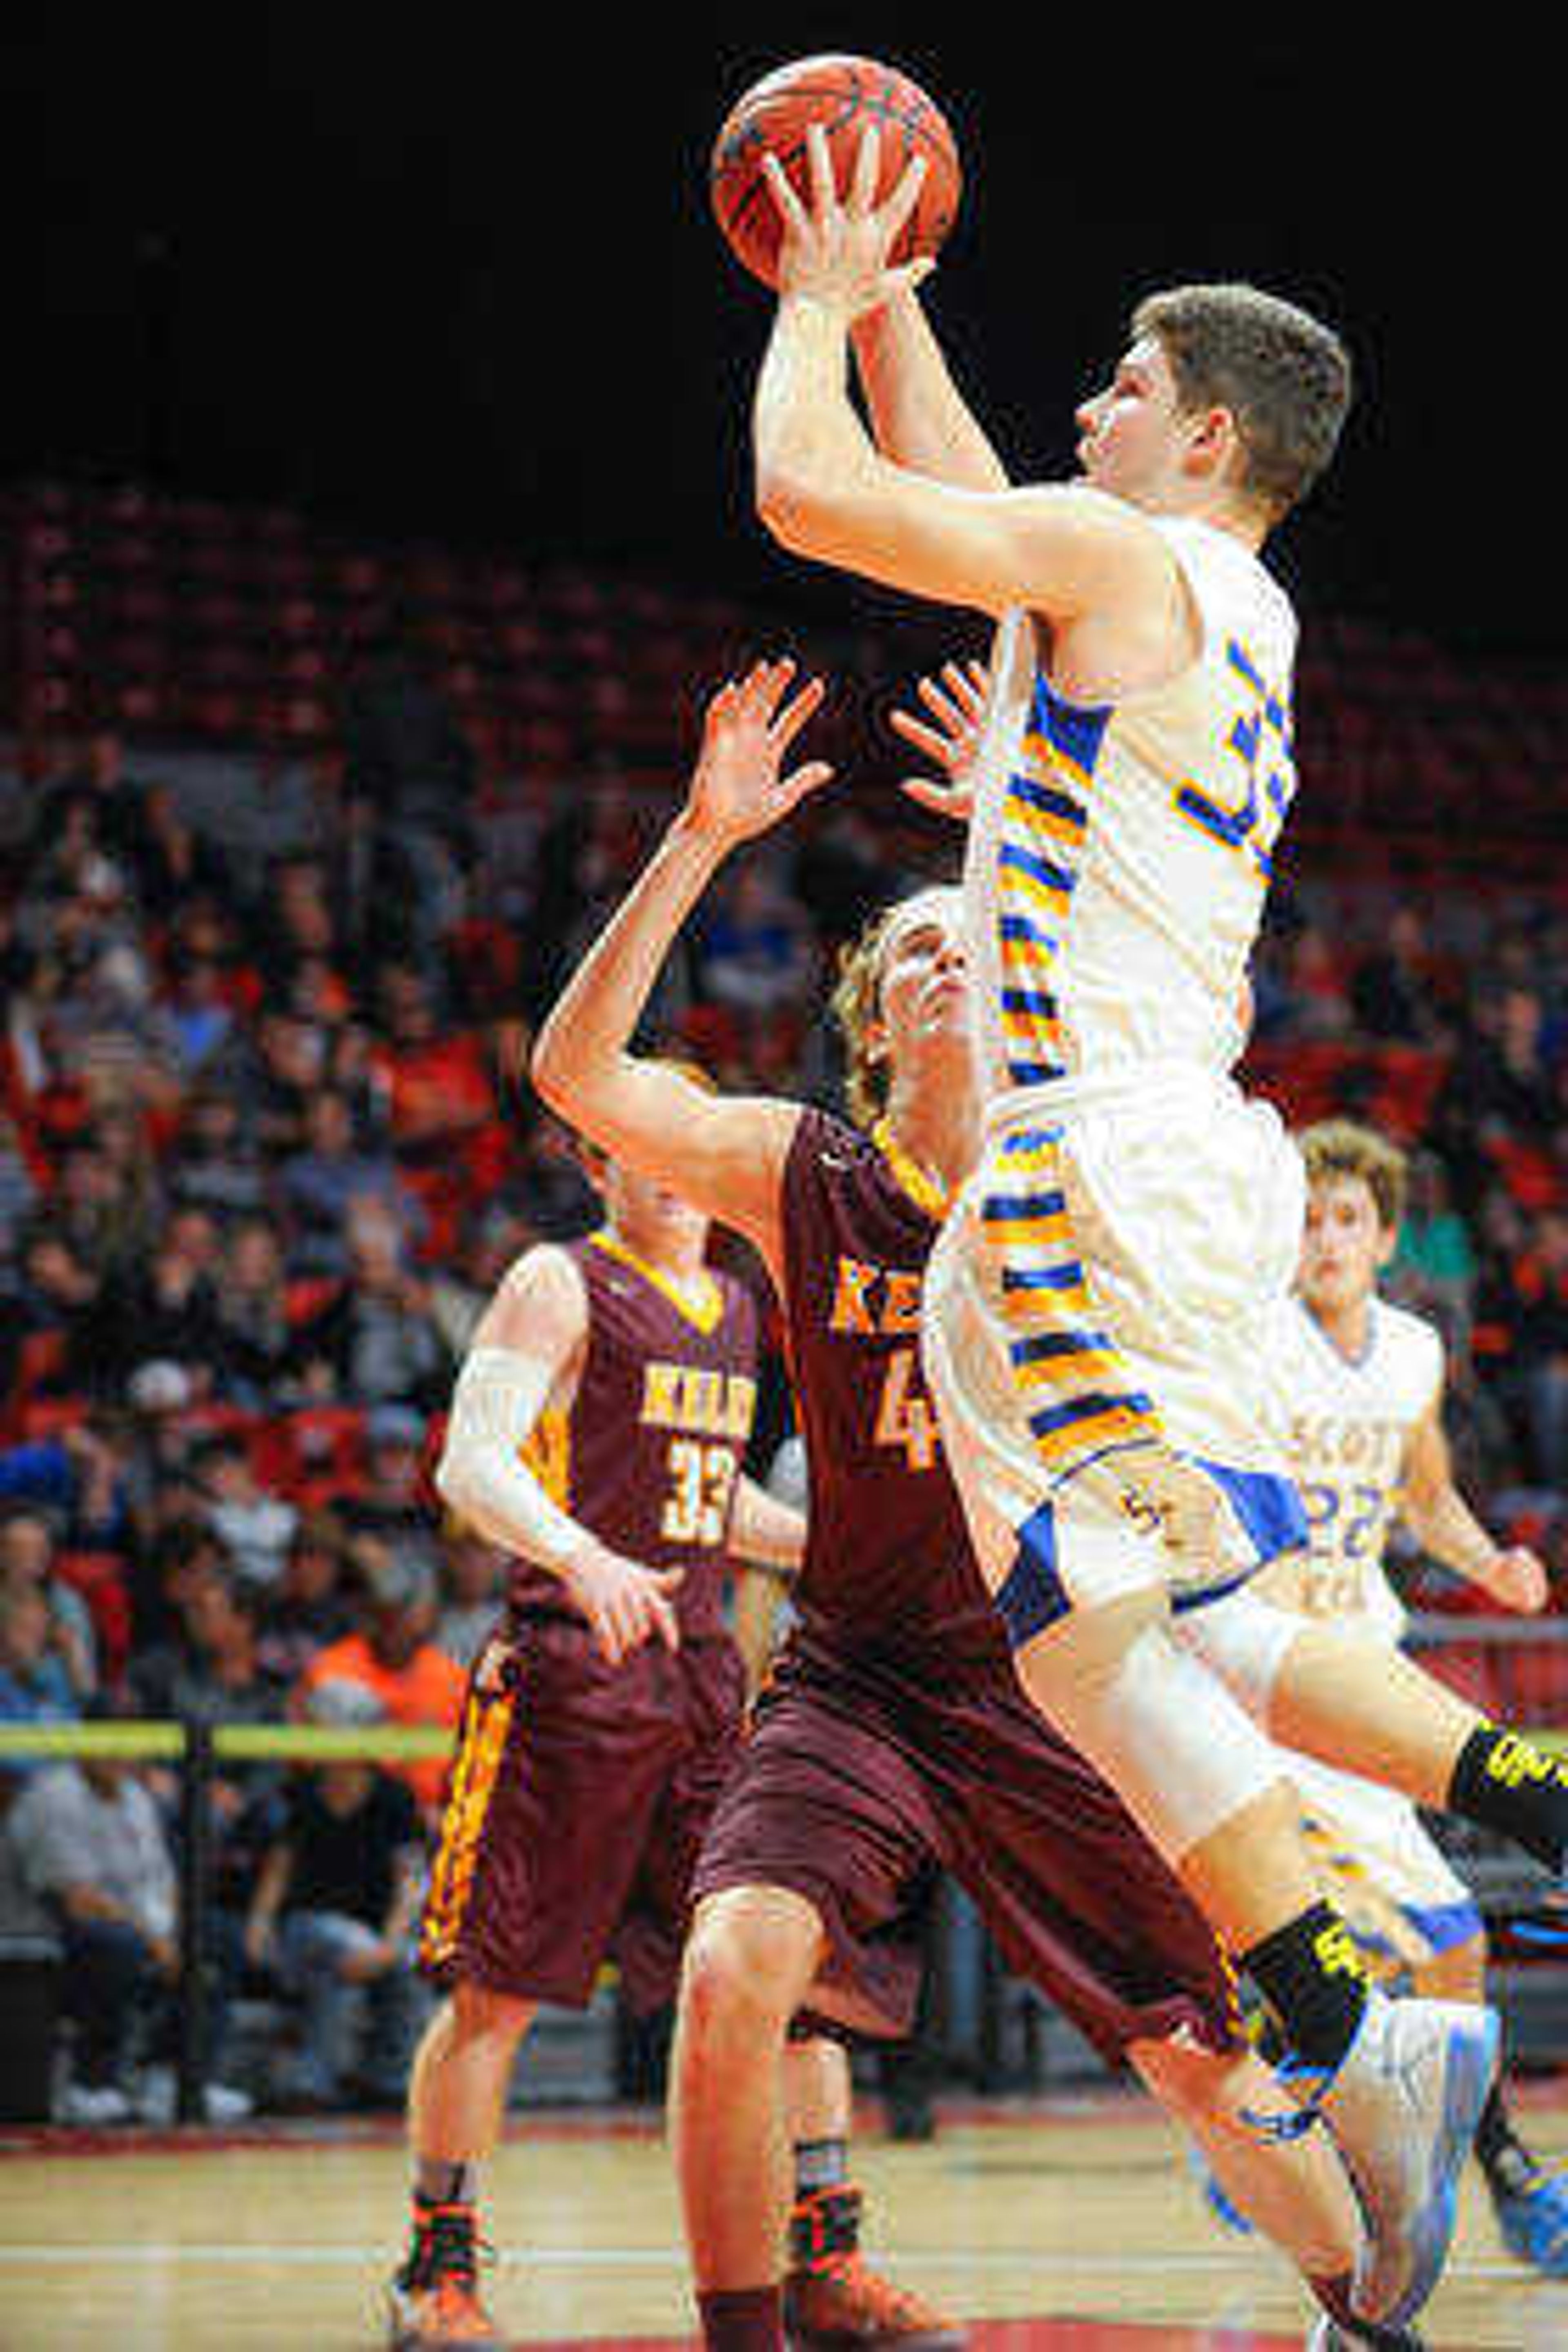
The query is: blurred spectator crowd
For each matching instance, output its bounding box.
[3,492,1568,2120]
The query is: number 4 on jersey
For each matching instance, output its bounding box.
[873,1347,941,1470]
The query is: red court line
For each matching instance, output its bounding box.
[523,2328,1306,2350]
[5,2070,1562,2165]
[0,2084,1208,2163]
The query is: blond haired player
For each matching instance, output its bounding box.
[746,123,1495,2334]
[1224,1121,1568,2276]
[533,660,1416,2352]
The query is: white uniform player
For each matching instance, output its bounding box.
[749,202,1501,2329]
[925,526,1309,1633]
[1259,1289,1478,1975]
[1194,1121,1568,2280]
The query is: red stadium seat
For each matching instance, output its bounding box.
[248,1407,367,1507]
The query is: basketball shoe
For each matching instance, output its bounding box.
[1274,1993,1498,2329]
[1305,2319,1426,2350]
[785,2184,965,2348]
[387,2201,503,2351]
[1488,2156,1568,2275]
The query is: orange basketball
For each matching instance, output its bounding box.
[710,54,962,291]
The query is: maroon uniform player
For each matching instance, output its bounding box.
[532,662,1396,2352]
[387,1143,864,2352]
[420,1225,762,2007]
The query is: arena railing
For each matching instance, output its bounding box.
[2,1621,1566,2121]
[0,1719,452,2124]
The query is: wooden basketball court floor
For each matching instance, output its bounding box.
[3,2084,1566,2350]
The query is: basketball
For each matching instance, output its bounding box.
[710,54,962,291]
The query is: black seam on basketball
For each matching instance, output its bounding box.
[713,80,957,261]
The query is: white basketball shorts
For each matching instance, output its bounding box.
[922,1062,1309,1645]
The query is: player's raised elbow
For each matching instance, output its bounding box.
[431,1433,468,1520]
[529,1019,584,1122]
[754,457,836,559]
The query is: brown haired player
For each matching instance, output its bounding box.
[386,1138,918,2349]
[1194,1119,1567,2279]
[532,662,1408,2352]
[735,129,1568,2332]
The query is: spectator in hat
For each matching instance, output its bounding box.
[337,1404,430,1548]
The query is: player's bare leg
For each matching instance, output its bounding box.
[1195,1602,1568,2272]
[1131,2036,1433,2343]
[674,1885,966,2350]
[1266,1622,1481,1804]
[1006,1588,1497,2328]
[388,1984,534,2351]
[1189,1599,1568,1882]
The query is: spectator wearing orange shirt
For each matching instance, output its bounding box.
[296,1547,464,1820]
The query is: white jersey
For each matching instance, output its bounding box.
[930,518,1311,1621]
[966,516,1299,1102]
[1259,1293,1445,1642]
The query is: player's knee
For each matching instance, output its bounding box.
[1177,1588,1303,1728]
[1020,1584,1167,1708]
[679,1889,820,2046]
[449,1978,535,2053]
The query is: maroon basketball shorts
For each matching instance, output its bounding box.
[421,1615,745,2013]
[693,1638,1243,2064]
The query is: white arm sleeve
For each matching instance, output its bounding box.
[435,1344,593,1572]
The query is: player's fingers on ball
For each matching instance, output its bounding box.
[761,151,807,229]
[806,121,842,214]
[760,656,799,710]
[849,122,880,213]
[885,151,928,234]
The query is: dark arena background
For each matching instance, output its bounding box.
[1,13,1566,2347]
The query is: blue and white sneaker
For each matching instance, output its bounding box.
[1297,1993,1499,2329]
[1490,2159,1568,2276]
[1306,2315,1426,2348]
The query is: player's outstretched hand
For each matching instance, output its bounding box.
[684,657,833,846]
[764,122,934,319]
[1483,1544,1550,1615]
[889,657,990,821]
[562,1544,685,1666]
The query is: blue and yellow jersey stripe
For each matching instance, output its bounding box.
[979,1119,1165,1486]
[992,675,1109,1087]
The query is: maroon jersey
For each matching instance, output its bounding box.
[506,1229,760,1642]
[693,1107,1241,2063]
[781,1109,1008,1667]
